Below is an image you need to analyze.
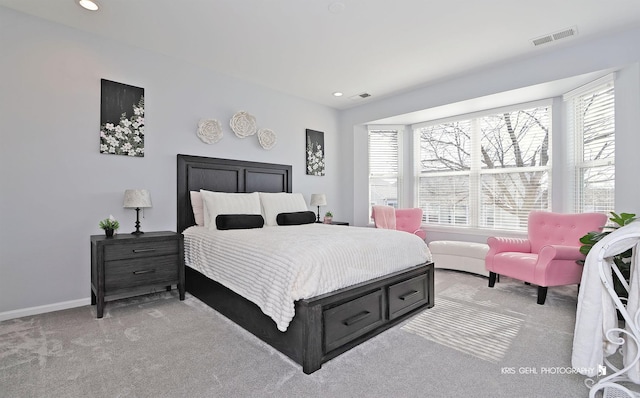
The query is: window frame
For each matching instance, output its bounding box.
[412,99,553,232]
[367,126,403,216]
[564,74,615,215]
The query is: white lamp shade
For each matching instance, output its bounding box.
[123,189,152,208]
[310,193,327,207]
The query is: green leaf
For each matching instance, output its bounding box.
[579,245,592,256]
[608,211,636,227]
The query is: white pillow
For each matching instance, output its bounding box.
[190,191,204,226]
[259,192,308,226]
[200,190,261,230]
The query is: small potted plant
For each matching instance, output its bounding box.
[99,215,120,237]
[324,211,333,224]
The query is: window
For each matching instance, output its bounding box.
[415,102,551,231]
[368,128,401,216]
[565,78,615,214]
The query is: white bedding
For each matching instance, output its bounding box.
[183,224,431,331]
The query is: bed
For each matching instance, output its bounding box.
[177,154,434,373]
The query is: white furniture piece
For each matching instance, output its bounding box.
[428,240,489,277]
[572,221,640,397]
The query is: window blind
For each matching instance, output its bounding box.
[415,103,551,231]
[369,129,400,211]
[566,78,615,214]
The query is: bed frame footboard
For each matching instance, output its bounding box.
[186,262,434,374]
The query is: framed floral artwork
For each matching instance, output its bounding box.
[100,79,145,157]
[306,129,325,176]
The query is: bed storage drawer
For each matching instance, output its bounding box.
[323,289,385,352]
[388,274,429,320]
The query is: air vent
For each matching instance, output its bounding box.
[350,92,372,101]
[532,26,578,46]
[532,35,553,46]
[553,27,576,40]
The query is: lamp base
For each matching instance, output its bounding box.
[131,207,145,235]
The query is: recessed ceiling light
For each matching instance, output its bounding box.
[78,0,99,11]
[332,92,343,97]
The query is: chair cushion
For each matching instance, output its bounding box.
[372,206,396,230]
[491,252,538,280]
[395,208,423,234]
[528,211,607,253]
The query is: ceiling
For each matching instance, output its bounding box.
[2,0,640,112]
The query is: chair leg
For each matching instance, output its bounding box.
[489,272,497,287]
[537,286,548,305]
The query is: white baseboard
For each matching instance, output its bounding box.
[0,298,91,322]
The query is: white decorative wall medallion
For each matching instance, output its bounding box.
[197,119,223,144]
[230,111,257,138]
[257,128,277,150]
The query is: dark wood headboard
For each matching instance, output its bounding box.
[177,155,293,232]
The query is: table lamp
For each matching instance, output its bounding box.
[310,193,326,223]
[123,189,152,234]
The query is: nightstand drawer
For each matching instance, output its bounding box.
[105,255,180,291]
[104,239,179,261]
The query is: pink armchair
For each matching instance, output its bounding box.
[372,206,427,240]
[485,211,607,304]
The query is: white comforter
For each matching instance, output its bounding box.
[183,224,431,331]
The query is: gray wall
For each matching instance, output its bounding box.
[3,5,640,318]
[0,8,341,316]
[340,26,640,244]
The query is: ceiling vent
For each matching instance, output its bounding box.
[350,92,372,101]
[532,26,578,46]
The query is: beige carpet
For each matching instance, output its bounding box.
[0,269,596,397]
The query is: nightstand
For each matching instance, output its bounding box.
[329,221,349,226]
[90,231,185,318]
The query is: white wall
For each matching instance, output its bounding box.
[341,26,640,244]
[0,7,341,316]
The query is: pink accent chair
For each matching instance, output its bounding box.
[485,211,607,305]
[372,206,427,240]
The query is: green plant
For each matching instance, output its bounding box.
[578,212,636,298]
[99,215,120,230]
[325,211,333,217]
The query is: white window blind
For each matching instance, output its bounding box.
[417,120,472,225]
[565,77,615,214]
[415,103,551,231]
[369,129,400,213]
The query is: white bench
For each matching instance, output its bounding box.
[428,240,490,277]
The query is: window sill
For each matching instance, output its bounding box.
[421,224,527,239]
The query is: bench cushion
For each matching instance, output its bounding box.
[428,240,489,277]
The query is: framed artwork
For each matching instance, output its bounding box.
[100,79,145,157]
[306,129,325,176]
